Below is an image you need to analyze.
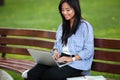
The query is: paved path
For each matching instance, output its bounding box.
[0,69,14,80]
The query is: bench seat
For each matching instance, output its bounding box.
[0,58,35,73]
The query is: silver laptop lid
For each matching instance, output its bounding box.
[27,49,57,66]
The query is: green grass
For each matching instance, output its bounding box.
[3,69,24,80]
[81,0,120,39]
[0,0,120,39]
[0,0,120,80]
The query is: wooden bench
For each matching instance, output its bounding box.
[0,28,120,79]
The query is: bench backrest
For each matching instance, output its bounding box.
[0,28,120,74]
[0,28,56,57]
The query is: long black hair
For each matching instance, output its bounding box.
[58,0,82,45]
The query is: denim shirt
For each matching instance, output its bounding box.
[53,20,94,75]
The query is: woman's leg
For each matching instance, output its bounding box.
[26,64,50,80]
[42,65,83,80]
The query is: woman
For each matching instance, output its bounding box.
[26,0,94,80]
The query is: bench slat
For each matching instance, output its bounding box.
[94,50,120,62]
[0,46,29,55]
[0,37,54,49]
[92,62,120,74]
[94,38,120,49]
[0,28,56,39]
[0,46,51,55]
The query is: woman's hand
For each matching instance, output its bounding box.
[57,56,73,62]
[53,49,60,60]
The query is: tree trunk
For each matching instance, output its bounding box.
[0,0,4,6]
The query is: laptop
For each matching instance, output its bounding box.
[27,49,71,67]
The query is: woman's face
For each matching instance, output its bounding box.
[61,2,75,21]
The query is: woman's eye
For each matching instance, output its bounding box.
[67,10,70,11]
[67,8,72,11]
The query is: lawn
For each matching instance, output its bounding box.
[0,0,120,39]
[0,0,120,80]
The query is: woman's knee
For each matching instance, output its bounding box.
[27,69,41,80]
